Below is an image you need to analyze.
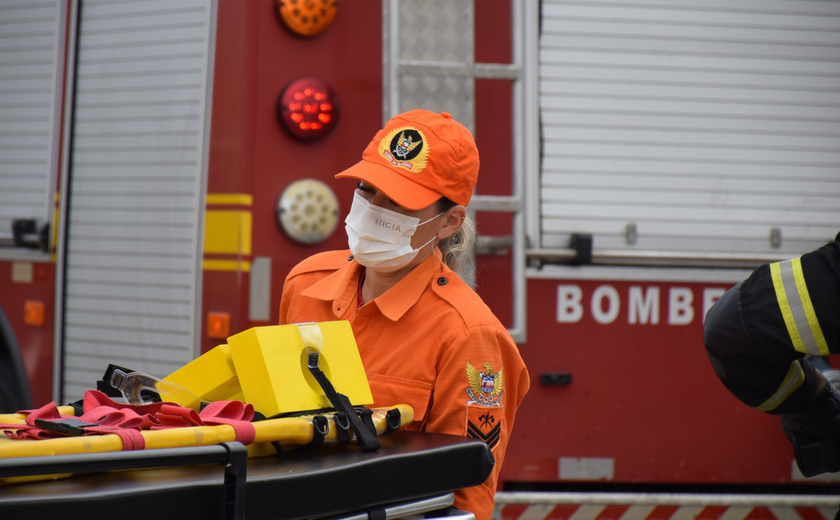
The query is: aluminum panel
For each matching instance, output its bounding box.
[64,296,191,316]
[394,0,475,132]
[398,75,475,131]
[65,311,190,333]
[542,3,840,30]
[543,172,840,194]
[64,253,196,272]
[541,79,840,105]
[542,156,838,179]
[64,326,191,353]
[540,219,834,240]
[541,33,840,60]
[66,266,194,285]
[542,64,840,91]
[559,0,837,13]
[398,0,472,63]
[540,233,829,255]
[543,126,838,149]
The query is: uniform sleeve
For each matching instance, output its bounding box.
[421,325,529,520]
[703,236,840,415]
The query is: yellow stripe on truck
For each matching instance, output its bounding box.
[203,259,251,272]
[204,210,252,256]
[206,193,253,206]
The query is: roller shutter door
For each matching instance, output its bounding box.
[61,0,215,401]
[0,0,66,244]
[539,0,840,261]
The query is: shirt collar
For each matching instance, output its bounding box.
[300,255,361,318]
[300,251,442,322]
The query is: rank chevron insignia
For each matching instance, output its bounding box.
[467,416,501,449]
[466,361,503,407]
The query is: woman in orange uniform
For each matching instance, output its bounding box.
[280,109,529,520]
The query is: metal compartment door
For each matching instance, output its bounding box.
[538,0,840,265]
[59,0,215,401]
[0,0,66,250]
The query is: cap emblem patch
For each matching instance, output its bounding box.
[378,126,429,173]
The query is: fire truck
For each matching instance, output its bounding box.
[1,0,839,515]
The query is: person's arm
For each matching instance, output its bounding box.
[703,235,840,477]
[422,326,529,520]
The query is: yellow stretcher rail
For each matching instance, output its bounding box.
[0,405,412,459]
[0,404,413,484]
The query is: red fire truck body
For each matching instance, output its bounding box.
[1,0,838,496]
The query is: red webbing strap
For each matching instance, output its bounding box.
[79,392,159,450]
[154,404,203,429]
[199,401,256,445]
[112,429,146,450]
[0,402,66,440]
[0,397,152,449]
[83,390,164,418]
[154,400,256,445]
[81,405,152,430]
[1,391,255,447]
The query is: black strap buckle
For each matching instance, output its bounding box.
[33,418,99,436]
[385,408,401,434]
[307,415,330,447]
[333,412,351,444]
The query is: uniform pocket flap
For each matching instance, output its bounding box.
[366,373,432,423]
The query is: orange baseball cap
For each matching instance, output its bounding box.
[335,109,479,211]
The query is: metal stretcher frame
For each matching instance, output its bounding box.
[0,430,494,520]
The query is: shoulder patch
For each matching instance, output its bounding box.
[465,361,503,407]
[465,360,505,449]
[467,406,501,449]
[287,249,353,279]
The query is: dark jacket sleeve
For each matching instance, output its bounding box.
[703,233,840,415]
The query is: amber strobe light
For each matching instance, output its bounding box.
[207,312,230,340]
[276,0,337,37]
[24,300,45,327]
[277,77,340,141]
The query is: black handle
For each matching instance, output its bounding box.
[540,373,572,386]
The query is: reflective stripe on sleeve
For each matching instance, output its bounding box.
[769,258,829,356]
[756,359,805,411]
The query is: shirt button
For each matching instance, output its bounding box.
[437,277,447,285]
[347,255,354,261]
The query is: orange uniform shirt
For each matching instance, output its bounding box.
[280,250,529,520]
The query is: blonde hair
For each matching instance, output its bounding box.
[437,197,476,273]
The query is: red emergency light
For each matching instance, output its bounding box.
[276,77,340,141]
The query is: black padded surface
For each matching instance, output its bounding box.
[0,431,494,520]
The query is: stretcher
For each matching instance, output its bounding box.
[0,322,494,518]
[0,430,494,520]
[0,404,413,462]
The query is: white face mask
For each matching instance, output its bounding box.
[345,191,443,273]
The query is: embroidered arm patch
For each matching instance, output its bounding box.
[464,360,504,449]
[465,361,503,407]
[467,409,501,448]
